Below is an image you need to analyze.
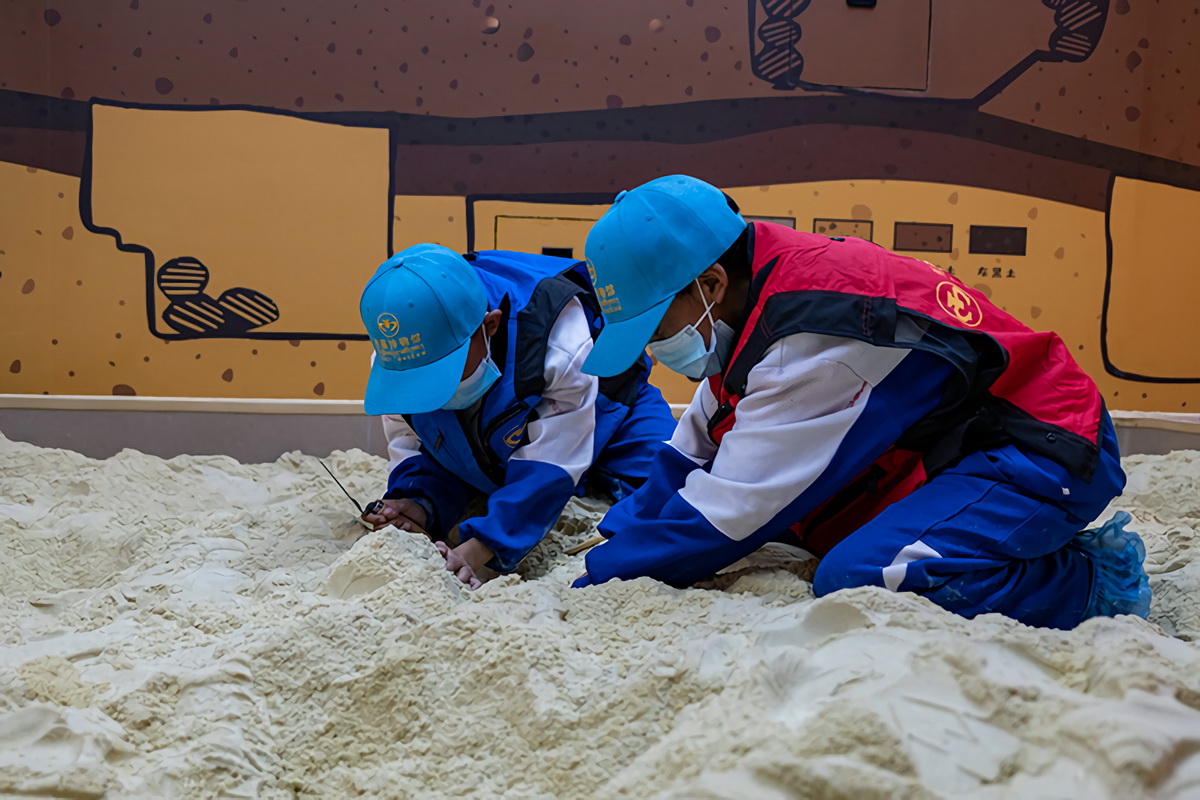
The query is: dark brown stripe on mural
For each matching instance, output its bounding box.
[2,89,1199,205]
[393,125,1114,210]
[0,126,85,177]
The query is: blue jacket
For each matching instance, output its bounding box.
[385,250,657,571]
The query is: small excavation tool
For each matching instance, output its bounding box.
[564,534,607,555]
[317,459,424,532]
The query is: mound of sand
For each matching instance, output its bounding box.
[1,432,1198,798]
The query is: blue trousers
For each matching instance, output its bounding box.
[813,413,1126,629]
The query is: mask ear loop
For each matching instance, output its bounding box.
[476,321,493,371]
[694,278,718,348]
[458,325,492,387]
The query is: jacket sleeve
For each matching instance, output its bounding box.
[456,299,600,571]
[380,414,420,472]
[382,415,469,538]
[573,334,954,588]
[600,376,718,525]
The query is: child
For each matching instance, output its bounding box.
[573,175,1149,629]
[360,244,675,588]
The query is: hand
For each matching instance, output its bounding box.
[362,498,428,533]
[434,539,494,590]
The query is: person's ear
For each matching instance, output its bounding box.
[482,309,503,337]
[698,264,729,306]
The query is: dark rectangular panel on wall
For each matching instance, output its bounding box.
[745,216,796,229]
[969,225,1027,256]
[541,247,575,258]
[894,222,953,252]
[813,219,873,241]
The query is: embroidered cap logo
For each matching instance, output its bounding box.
[377,312,400,337]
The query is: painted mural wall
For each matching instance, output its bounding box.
[1,0,1198,410]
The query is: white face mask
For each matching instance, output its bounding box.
[442,336,500,410]
[647,279,735,380]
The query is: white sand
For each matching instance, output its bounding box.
[1,433,1199,799]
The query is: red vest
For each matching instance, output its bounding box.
[707,223,1105,553]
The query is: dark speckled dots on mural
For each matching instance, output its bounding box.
[0,0,1196,409]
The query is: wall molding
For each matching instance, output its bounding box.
[0,394,365,415]
[0,393,695,419]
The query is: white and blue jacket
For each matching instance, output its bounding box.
[382,250,667,572]
[573,328,1125,588]
[574,332,959,586]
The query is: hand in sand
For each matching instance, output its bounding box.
[435,538,494,590]
[362,498,428,533]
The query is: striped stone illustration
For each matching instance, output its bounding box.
[156,257,280,337]
[751,0,809,90]
[162,294,226,335]
[217,288,281,332]
[1044,0,1109,62]
[156,257,209,298]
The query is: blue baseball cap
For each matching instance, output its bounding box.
[582,175,746,377]
[360,244,487,415]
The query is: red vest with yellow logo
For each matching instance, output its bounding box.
[707,223,1105,486]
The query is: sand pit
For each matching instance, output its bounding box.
[1,432,1199,798]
